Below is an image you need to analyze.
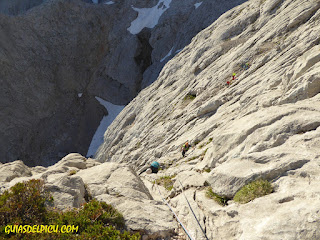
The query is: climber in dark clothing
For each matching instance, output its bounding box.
[139,161,160,175]
[181,141,191,157]
[150,161,160,173]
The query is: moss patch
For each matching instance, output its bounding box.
[205,187,228,206]
[183,93,196,101]
[68,170,77,176]
[233,179,273,204]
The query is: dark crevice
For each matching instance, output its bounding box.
[296,122,320,135]
[134,28,153,93]
[84,184,93,202]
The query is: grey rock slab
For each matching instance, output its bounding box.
[96,194,177,239]
[46,175,86,210]
[76,162,153,200]
[52,153,87,170]
[0,160,32,182]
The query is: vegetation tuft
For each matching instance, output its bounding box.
[233,179,273,204]
[193,139,201,145]
[154,175,176,191]
[0,179,140,239]
[183,94,196,101]
[198,138,213,149]
[201,148,208,156]
[205,187,228,206]
[68,170,77,176]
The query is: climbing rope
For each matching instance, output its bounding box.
[178,180,209,240]
[156,185,195,240]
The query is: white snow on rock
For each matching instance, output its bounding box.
[87,97,124,157]
[104,1,114,4]
[160,47,173,62]
[78,93,82,98]
[194,2,202,9]
[127,0,172,35]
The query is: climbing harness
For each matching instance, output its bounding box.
[156,185,195,240]
[178,180,210,240]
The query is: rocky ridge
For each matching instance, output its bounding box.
[0,153,177,239]
[95,0,320,239]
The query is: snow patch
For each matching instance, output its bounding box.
[87,97,125,157]
[92,0,98,4]
[160,47,174,62]
[194,2,202,9]
[104,1,114,4]
[78,93,83,98]
[127,0,172,35]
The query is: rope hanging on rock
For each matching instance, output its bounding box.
[178,180,210,240]
[156,185,195,240]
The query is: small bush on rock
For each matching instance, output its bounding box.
[183,93,196,101]
[155,175,176,191]
[0,179,52,226]
[0,179,140,239]
[233,179,273,204]
[205,187,228,206]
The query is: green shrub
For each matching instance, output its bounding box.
[155,175,176,191]
[205,187,228,206]
[0,180,140,240]
[0,179,52,226]
[233,179,273,204]
[183,94,196,101]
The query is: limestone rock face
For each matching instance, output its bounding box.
[0,160,32,182]
[1,0,247,166]
[96,0,320,238]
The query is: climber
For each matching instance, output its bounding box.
[139,161,160,175]
[227,73,237,86]
[242,62,250,70]
[232,72,237,81]
[181,141,192,157]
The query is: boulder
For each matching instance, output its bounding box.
[53,153,87,170]
[45,175,86,210]
[0,160,32,182]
